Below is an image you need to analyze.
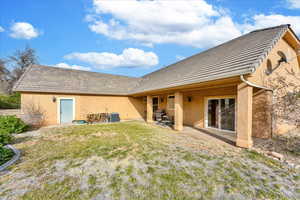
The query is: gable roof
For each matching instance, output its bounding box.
[135,24,290,93]
[13,65,141,95]
[14,24,294,95]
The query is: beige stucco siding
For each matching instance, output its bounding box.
[249,35,300,136]
[182,87,237,128]
[152,86,236,128]
[21,93,145,125]
[248,36,299,85]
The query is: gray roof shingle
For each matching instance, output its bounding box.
[13,65,141,95]
[13,24,293,95]
[135,24,290,93]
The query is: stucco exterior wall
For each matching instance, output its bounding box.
[182,87,237,128]
[248,35,300,135]
[151,86,237,128]
[252,89,272,138]
[248,37,299,85]
[21,93,145,125]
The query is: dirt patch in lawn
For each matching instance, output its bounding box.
[254,128,300,165]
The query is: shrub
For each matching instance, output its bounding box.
[0,115,28,134]
[0,130,13,145]
[0,145,14,165]
[0,92,21,109]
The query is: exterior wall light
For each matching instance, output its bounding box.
[52,96,56,103]
[188,96,192,102]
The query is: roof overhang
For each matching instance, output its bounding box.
[131,75,243,96]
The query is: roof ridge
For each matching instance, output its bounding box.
[250,24,290,33]
[249,24,290,70]
[142,24,291,79]
[12,64,34,91]
[37,65,140,79]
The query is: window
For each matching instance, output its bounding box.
[152,97,159,112]
[266,59,272,75]
[206,98,236,131]
[167,95,175,110]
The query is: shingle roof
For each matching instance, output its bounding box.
[14,24,293,95]
[134,24,290,93]
[13,65,141,95]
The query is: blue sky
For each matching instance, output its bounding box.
[0,0,299,77]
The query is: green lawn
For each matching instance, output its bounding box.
[0,121,299,200]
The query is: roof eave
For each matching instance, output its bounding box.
[15,89,131,96]
[130,68,254,95]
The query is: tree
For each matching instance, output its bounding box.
[0,59,9,81]
[8,46,38,91]
[0,59,10,94]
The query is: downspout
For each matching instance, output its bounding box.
[240,74,274,138]
[240,75,273,91]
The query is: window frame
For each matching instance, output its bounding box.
[204,95,236,133]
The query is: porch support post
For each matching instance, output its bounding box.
[146,95,153,123]
[174,92,183,131]
[236,83,253,148]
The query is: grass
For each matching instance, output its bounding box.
[0,121,299,200]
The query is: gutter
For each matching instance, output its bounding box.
[240,74,273,91]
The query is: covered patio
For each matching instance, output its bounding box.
[142,81,255,148]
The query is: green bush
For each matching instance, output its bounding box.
[0,92,21,109]
[0,130,13,145]
[0,115,28,134]
[0,145,14,165]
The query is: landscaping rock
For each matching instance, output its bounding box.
[285,160,295,168]
[269,151,284,160]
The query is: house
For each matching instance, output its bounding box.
[13,24,300,148]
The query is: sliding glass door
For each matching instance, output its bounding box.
[207,98,235,131]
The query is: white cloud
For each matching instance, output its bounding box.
[176,55,186,61]
[10,22,39,39]
[241,14,300,35]
[0,26,4,32]
[54,63,91,71]
[87,0,241,48]
[287,0,300,9]
[64,48,159,69]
